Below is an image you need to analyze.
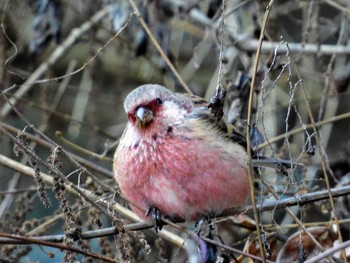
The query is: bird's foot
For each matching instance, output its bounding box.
[195,216,214,236]
[194,218,219,263]
[146,207,163,233]
[195,217,206,235]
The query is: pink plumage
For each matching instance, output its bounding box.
[113,84,249,221]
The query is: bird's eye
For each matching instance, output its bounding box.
[156,98,163,105]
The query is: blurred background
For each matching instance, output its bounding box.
[0,0,349,262]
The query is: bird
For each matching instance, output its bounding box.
[113,84,254,229]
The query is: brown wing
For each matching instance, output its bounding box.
[182,93,249,150]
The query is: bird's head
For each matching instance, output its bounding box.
[124,84,192,132]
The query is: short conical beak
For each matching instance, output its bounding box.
[135,107,154,127]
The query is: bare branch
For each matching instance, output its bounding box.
[0,5,111,118]
[0,232,118,263]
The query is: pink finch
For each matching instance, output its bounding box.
[113,84,250,225]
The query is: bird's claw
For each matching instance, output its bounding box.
[146,207,163,233]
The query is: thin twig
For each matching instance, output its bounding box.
[0,0,24,80]
[304,239,350,263]
[3,93,116,140]
[246,1,276,261]
[261,182,327,256]
[225,185,350,215]
[199,235,274,263]
[0,60,78,219]
[1,89,117,198]
[257,112,350,150]
[0,232,118,263]
[127,0,192,94]
[0,218,269,262]
[237,39,350,55]
[0,121,114,178]
[2,152,350,219]
[2,152,350,255]
[321,0,350,14]
[170,2,350,55]
[288,43,346,258]
[0,5,111,118]
[175,5,350,55]
[0,153,187,250]
[0,119,114,222]
[55,131,112,161]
